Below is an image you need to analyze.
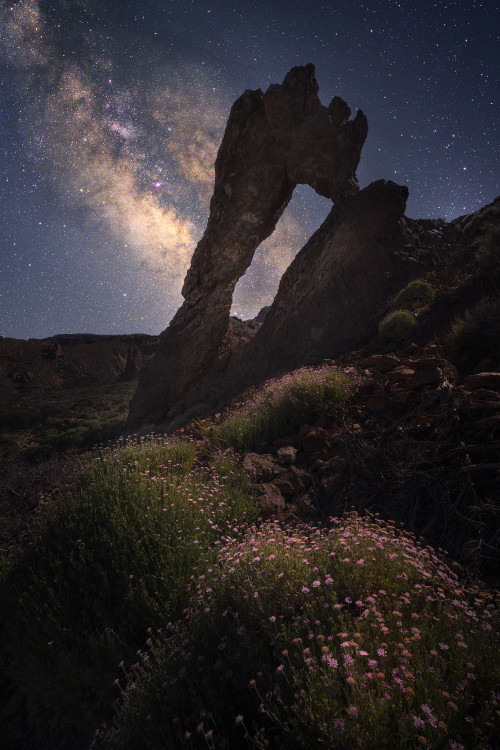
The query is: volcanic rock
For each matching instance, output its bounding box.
[129,65,431,428]
[242,453,284,482]
[300,426,332,453]
[128,64,367,426]
[277,445,298,465]
[255,483,286,515]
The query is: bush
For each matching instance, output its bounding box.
[378,311,418,349]
[212,366,358,451]
[0,437,257,746]
[473,225,500,271]
[447,296,500,367]
[97,513,500,750]
[393,280,435,311]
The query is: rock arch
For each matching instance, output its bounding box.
[129,64,368,426]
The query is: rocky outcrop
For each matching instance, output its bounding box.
[128,64,367,426]
[130,175,426,425]
[241,179,420,380]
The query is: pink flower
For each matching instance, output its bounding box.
[322,654,338,668]
[313,580,321,587]
[348,706,358,717]
[269,616,276,623]
[302,586,310,594]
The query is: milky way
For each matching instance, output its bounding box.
[0,0,497,338]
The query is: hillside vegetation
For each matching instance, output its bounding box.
[0,366,498,750]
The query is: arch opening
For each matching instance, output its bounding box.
[231,185,333,322]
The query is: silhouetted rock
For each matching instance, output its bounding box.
[129,64,367,426]
[130,175,424,425]
[464,372,500,390]
[244,179,420,378]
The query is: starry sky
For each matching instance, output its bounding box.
[0,0,498,339]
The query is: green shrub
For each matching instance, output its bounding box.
[379,311,418,349]
[97,513,499,750]
[393,280,435,311]
[0,437,257,746]
[212,366,358,451]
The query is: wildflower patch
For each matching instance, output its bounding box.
[100,513,499,749]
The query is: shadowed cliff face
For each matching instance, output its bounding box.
[128,64,371,426]
[245,179,414,375]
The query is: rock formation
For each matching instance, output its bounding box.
[242,179,418,377]
[129,64,368,426]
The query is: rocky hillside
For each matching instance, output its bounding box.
[171,339,499,585]
[0,333,159,391]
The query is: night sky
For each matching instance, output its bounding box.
[0,0,498,339]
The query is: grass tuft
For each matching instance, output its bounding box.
[379,311,418,349]
[211,366,359,451]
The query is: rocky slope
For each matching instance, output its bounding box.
[178,342,500,584]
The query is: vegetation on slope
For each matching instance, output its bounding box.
[393,279,436,312]
[211,366,359,451]
[97,514,499,750]
[0,367,498,750]
[378,310,418,349]
[0,437,257,747]
[0,381,136,460]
